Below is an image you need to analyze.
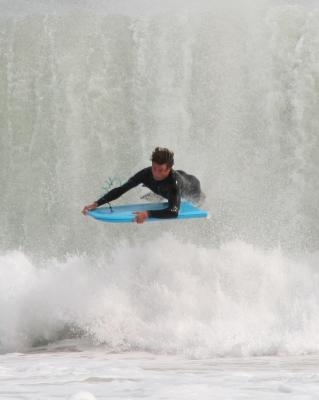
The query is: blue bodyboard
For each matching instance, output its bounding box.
[88,201,208,223]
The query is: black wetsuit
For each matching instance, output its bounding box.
[95,167,203,219]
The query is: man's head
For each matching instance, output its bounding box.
[151,147,174,181]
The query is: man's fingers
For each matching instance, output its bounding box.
[133,212,143,224]
[82,206,91,215]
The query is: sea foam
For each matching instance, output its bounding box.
[1,235,318,357]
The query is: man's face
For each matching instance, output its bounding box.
[152,162,171,181]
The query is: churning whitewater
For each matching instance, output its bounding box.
[1,237,319,357]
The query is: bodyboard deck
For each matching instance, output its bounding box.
[88,201,208,223]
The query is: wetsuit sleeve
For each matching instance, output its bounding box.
[95,169,146,206]
[148,181,181,219]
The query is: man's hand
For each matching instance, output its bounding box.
[133,211,149,224]
[82,202,98,215]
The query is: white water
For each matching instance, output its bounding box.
[1,238,319,357]
[2,349,319,400]
[1,0,319,398]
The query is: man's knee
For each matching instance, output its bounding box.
[189,177,205,204]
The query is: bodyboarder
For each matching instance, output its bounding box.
[82,147,204,224]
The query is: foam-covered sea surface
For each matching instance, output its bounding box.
[1,0,319,398]
[2,347,319,400]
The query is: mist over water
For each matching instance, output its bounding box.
[1,0,319,355]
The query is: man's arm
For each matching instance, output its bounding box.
[82,169,147,214]
[147,182,181,219]
[95,169,147,206]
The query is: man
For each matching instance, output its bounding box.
[82,147,204,224]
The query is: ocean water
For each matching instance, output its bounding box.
[1,0,319,398]
[2,348,319,399]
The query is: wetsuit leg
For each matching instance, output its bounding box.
[188,176,205,204]
[176,171,205,204]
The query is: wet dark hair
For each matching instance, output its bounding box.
[151,147,174,168]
